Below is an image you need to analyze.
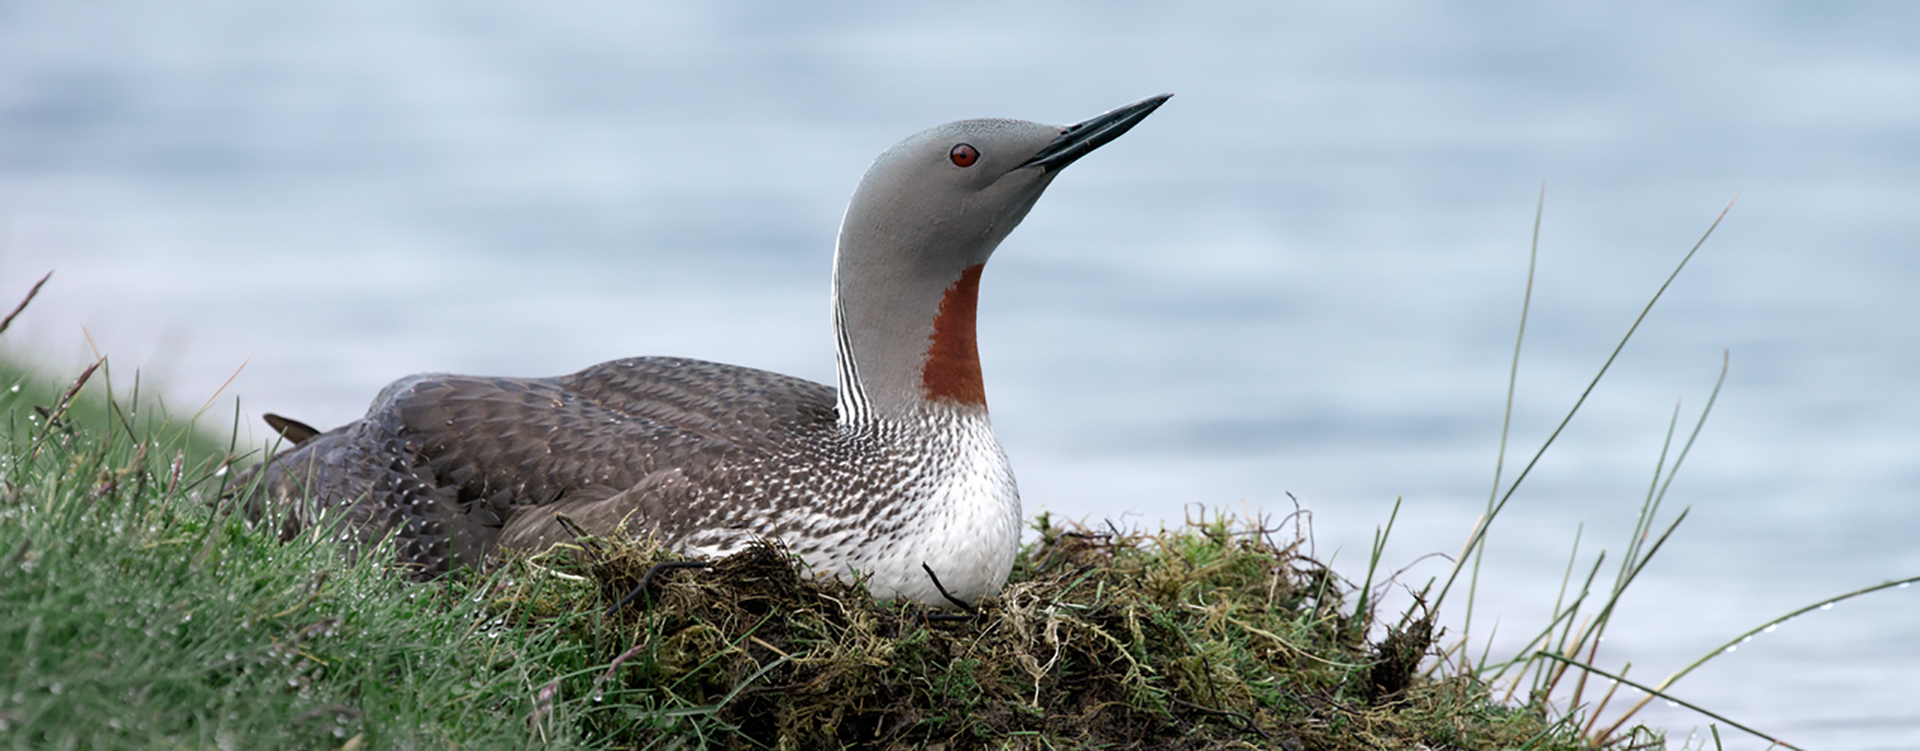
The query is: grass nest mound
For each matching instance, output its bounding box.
[511,514,1569,750]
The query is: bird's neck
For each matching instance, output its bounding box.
[832,255,989,425]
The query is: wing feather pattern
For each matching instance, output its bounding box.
[232,356,838,577]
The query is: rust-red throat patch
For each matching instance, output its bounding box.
[921,264,987,406]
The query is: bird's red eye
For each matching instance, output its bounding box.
[949,143,979,168]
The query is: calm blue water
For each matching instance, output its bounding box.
[4,2,1917,746]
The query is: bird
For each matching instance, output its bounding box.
[233,94,1170,606]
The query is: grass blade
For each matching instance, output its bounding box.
[1533,651,1800,750]
[1439,195,1737,611]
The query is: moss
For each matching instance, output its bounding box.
[489,513,1644,749]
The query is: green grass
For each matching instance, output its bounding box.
[0,356,610,749]
[0,355,1645,749]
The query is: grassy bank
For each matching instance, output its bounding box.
[0,357,576,748]
[0,357,1654,749]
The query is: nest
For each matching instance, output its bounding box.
[481,511,1568,751]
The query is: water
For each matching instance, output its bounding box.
[4,2,1917,746]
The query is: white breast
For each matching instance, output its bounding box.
[795,405,1021,606]
[861,406,1021,605]
[674,404,1022,607]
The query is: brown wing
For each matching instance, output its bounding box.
[231,356,837,577]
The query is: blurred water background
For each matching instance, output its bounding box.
[3,1,1917,746]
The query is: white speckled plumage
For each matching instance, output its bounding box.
[673,403,1019,603]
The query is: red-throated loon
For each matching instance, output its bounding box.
[235,94,1170,606]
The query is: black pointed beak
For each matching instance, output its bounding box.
[1019,93,1171,172]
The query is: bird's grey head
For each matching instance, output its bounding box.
[832,95,1169,422]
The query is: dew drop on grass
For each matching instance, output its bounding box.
[1763,624,1777,633]
[1820,603,1834,611]
[1723,645,1737,654]
[1901,582,1911,589]
[8,385,17,392]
